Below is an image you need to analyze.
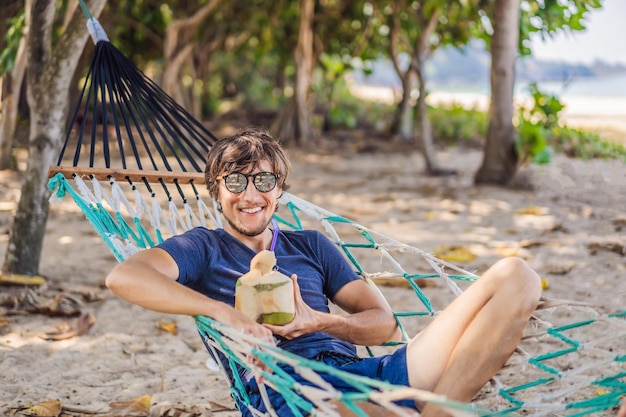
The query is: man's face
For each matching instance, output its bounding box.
[217,160,281,238]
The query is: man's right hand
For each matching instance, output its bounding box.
[216,304,275,344]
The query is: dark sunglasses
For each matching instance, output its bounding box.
[216,172,279,194]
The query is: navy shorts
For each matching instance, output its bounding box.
[239,345,416,417]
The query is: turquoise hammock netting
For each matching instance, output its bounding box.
[46,12,625,417]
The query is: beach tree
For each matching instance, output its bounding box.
[273,0,386,146]
[475,0,521,185]
[274,0,316,146]
[375,0,483,175]
[161,0,224,118]
[2,0,107,277]
[475,0,603,185]
[159,0,293,120]
[0,2,27,170]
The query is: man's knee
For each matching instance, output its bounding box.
[490,257,542,310]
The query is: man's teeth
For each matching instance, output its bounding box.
[241,207,262,214]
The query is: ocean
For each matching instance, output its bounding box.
[519,73,626,99]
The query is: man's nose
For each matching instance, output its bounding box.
[241,178,259,195]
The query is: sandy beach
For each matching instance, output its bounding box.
[1,105,625,416]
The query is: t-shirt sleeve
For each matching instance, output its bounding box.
[313,231,360,299]
[156,228,212,286]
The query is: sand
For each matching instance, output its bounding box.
[1,120,625,416]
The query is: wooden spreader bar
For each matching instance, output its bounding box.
[48,166,205,185]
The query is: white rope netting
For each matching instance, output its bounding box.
[48,173,626,416]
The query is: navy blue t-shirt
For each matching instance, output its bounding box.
[157,227,360,359]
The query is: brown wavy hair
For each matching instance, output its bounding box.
[205,127,291,199]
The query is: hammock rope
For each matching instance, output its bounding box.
[47,171,626,416]
[46,9,626,417]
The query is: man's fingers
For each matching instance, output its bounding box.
[290,274,302,298]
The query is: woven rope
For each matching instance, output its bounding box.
[48,173,626,416]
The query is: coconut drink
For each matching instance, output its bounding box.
[235,250,295,325]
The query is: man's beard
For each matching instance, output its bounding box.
[224,215,269,237]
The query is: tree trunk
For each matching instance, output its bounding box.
[162,0,221,119]
[0,42,27,170]
[475,0,520,185]
[387,0,411,142]
[415,66,440,173]
[394,67,416,142]
[388,5,444,174]
[0,6,28,170]
[413,9,445,175]
[0,1,23,51]
[2,0,107,276]
[272,96,297,144]
[274,0,315,147]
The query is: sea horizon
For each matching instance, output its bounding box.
[426,73,626,100]
[352,73,626,136]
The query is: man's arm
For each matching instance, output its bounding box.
[266,276,400,346]
[105,248,273,340]
[322,278,401,345]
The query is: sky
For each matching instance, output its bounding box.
[529,0,626,65]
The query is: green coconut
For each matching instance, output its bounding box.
[235,250,295,325]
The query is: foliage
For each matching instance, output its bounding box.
[516,118,553,165]
[237,63,286,111]
[519,0,603,55]
[550,126,626,162]
[314,74,392,131]
[1,0,615,157]
[0,10,25,75]
[104,0,176,64]
[429,104,488,146]
[516,83,562,164]
[319,80,625,165]
[517,83,626,163]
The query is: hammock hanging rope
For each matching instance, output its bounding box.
[46,9,626,417]
[48,17,221,259]
[50,18,216,183]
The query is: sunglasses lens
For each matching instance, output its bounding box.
[224,173,247,193]
[254,172,277,192]
[222,172,277,193]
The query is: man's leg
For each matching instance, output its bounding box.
[618,400,626,417]
[405,257,541,416]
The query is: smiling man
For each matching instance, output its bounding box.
[106,127,542,417]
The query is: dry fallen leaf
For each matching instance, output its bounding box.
[370,276,411,288]
[424,211,437,220]
[371,276,436,289]
[496,246,519,257]
[40,312,96,341]
[20,399,62,417]
[157,320,178,336]
[150,401,227,417]
[587,240,625,255]
[22,289,83,317]
[107,395,151,416]
[433,245,477,263]
[514,206,548,216]
[0,274,46,286]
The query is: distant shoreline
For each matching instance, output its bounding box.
[350,85,626,143]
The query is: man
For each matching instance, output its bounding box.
[106,127,542,417]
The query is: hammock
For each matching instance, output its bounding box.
[47,13,626,417]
